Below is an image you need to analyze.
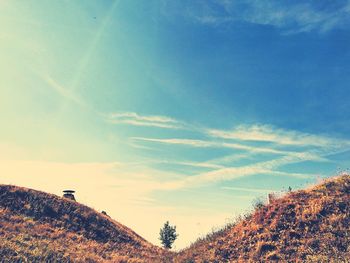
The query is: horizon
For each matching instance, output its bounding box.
[1,0,350,249]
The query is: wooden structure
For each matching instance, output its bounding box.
[63,190,76,201]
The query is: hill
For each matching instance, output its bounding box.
[176,174,350,262]
[1,175,349,262]
[0,185,168,262]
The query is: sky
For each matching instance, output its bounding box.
[1,0,350,249]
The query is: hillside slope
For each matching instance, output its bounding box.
[0,185,168,262]
[1,175,349,262]
[176,174,350,262]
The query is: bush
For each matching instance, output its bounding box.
[159,221,178,249]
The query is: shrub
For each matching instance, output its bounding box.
[159,221,178,249]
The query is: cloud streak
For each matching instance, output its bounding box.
[106,112,184,129]
[158,157,314,191]
[41,74,86,107]
[208,124,350,148]
[126,120,350,189]
[131,136,336,160]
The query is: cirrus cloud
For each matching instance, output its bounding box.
[105,112,185,129]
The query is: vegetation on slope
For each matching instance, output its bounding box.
[176,174,350,262]
[1,174,349,262]
[0,185,168,262]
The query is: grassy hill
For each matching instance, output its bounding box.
[0,185,169,262]
[1,174,349,262]
[176,174,350,262]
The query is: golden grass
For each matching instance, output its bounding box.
[1,174,349,262]
[176,174,350,262]
[0,185,169,262]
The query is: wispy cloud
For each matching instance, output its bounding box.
[105,112,184,129]
[173,0,350,34]
[157,160,225,170]
[159,157,314,191]
[208,124,349,148]
[127,122,346,189]
[131,136,323,157]
[191,156,313,184]
[206,153,250,165]
[171,161,224,169]
[132,137,216,147]
[41,74,86,107]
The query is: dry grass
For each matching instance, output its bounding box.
[0,185,169,262]
[176,174,350,262]
[1,174,350,262]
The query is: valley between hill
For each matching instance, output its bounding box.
[1,174,349,262]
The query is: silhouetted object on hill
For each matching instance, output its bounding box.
[63,190,76,201]
[101,211,110,217]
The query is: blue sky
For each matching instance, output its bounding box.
[1,0,350,248]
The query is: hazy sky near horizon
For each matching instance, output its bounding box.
[1,0,350,249]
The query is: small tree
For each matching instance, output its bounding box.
[159,221,178,249]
